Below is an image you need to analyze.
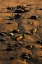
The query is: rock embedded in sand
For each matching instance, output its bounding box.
[15,42,22,47]
[21,53,31,59]
[39,8,42,10]
[7,7,14,10]
[14,13,22,19]
[29,15,38,20]
[0,38,6,41]
[30,28,37,35]
[36,40,42,45]
[16,35,24,41]
[10,57,14,60]
[26,45,34,50]
[14,5,29,13]
[12,29,19,33]
[7,16,14,20]
[7,33,14,36]
[0,32,5,36]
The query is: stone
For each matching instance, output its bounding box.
[15,42,22,47]
[0,38,6,41]
[12,29,19,33]
[21,53,31,59]
[30,28,37,35]
[7,17,14,20]
[26,45,34,50]
[14,13,22,19]
[10,57,14,60]
[7,33,14,36]
[29,15,38,20]
[16,35,23,41]
[36,40,42,45]
[39,8,42,10]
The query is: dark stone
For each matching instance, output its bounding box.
[7,17,14,20]
[7,33,14,36]
[0,32,4,36]
[36,40,42,45]
[21,53,31,59]
[27,4,31,6]
[14,9,24,13]
[15,42,22,47]
[12,30,19,33]
[26,45,34,50]
[0,38,6,41]
[14,14,21,19]
[7,7,14,10]
[16,5,25,9]
[10,57,14,60]
[29,15,38,20]
[39,8,42,10]
[6,22,12,24]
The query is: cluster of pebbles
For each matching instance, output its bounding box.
[0,4,42,64]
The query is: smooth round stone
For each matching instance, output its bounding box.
[21,53,31,59]
[30,15,38,19]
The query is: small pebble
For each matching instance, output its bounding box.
[7,33,14,36]
[29,15,38,20]
[16,35,23,41]
[15,42,22,47]
[14,13,22,19]
[12,29,19,33]
[0,38,6,41]
[0,32,5,36]
[39,8,42,10]
[7,7,14,10]
[7,17,14,20]
[36,40,42,45]
[10,57,14,60]
[26,45,34,50]
[30,28,37,35]
[21,53,31,59]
